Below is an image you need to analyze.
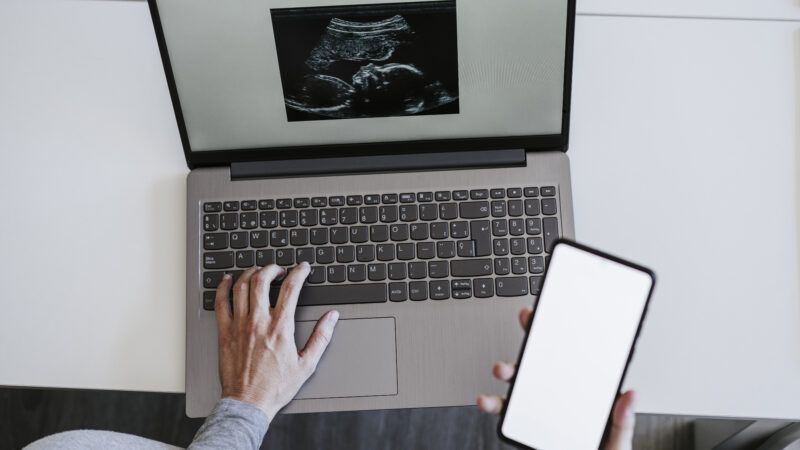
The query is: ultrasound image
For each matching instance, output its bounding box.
[270,1,459,122]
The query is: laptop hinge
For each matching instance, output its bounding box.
[230,149,526,180]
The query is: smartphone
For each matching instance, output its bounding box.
[498,239,655,450]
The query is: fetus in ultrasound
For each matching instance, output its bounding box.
[271,2,459,121]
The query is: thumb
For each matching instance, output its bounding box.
[605,390,636,450]
[300,310,339,372]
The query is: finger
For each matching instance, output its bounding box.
[299,310,340,371]
[476,395,504,415]
[274,262,311,322]
[493,361,516,382]
[249,265,285,322]
[518,307,532,330]
[214,274,233,329]
[606,390,636,450]
[232,267,258,321]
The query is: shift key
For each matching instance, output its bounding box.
[450,258,493,277]
[204,251,234,269]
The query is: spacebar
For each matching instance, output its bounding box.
[269,283,388,307]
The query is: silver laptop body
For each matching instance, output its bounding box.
[147,0,577,417]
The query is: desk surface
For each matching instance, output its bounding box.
[1,1,798,420]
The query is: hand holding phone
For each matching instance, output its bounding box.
[478,240,655,450]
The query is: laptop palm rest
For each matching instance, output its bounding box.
[294,317,398,399]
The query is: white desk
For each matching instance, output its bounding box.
[1,1,798,420]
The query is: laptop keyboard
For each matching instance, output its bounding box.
[200,187,560,310]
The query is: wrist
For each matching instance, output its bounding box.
[222,387,281,418]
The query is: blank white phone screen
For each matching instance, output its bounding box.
[501,243,653,450]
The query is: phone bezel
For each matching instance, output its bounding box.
[496,238,657,450]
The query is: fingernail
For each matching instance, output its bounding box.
[222,274,231,280]
[329,310,340,324]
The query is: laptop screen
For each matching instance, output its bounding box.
[153,0,570,154]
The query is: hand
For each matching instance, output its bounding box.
[214,262,339,418]
[477,308,636,450]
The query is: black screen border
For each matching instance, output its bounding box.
[147,0,577,169]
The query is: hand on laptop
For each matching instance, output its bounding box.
[476,307,637,450]
[213,262,339,418]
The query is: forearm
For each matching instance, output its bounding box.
[188,398,270,450]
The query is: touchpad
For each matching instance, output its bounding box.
[294,317,397,399]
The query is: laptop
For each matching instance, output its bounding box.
[147,0,576,417]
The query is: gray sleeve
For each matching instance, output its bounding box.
[188,398,270,450]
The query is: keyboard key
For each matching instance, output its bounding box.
[388,263,406,280]
[509,219,524,236]
[410,223,429,240]
[236,250,255,268]
[260,211,277,228]
[494,258,510,275]
[452,190,468,200]
[451,258,492,277]
[319,208,338,225]
[327,265,346,283]
[311,197,327,207]
[493,238,509,256]
[276,198,292,209]
[389,282,408,301]
[409,281,428,301]
[202,271,225,288]
[439,203,458,220]
[368,263,387,281]
[506,188,522,198]
[436,241,456,258]
[276,248,294,266]
[430,280,450,300]
[316,247,334,264]
[290,229,308,246]
[359,206,378,224]
[241,200,257,211]
[268,283,387,306]
[416,242,435,259]
[329,196,345,206]
[223,201,239,211]
[379,205,398,223]
[308,266,325,283]
[430,222,449,239]
[459,201,490,219]
[346,195,363,206]
[204,251,234,269]
[204,214,219,231]
[330,227,348,244]
[241,212,258,229]
[473,278,494,298]
[340,207,358,224]
[203,291,216,310]
[350,226,369,243]
[299,209,318,226]
[508,200,523,217]
[259,199,275,210]
[310,228,328,245]
[364,194,380,205]
[495,276,529,297]
[541,186,556,197]
[512,257,527,274]
[428,261,449,278]
[470,189,489,200]
[524,187,539,197]
[370,225,389,242]
[457,240,476,257]
[419,204,438,221]
[408,262,427,279]
[356,245,375,262]
[399,193,416,203]
[492,219,508,236]
[348,264,367,282]
[397,243,415,260]
[527,237,544,254]
[417,192,433,202]
[453,288,471,299]
[526,218,542,235]
[250,231,267,248]
[490,188,505,199]
[230,231,248,249]
[221,213,238,230]
[543,218,559,252]
[390,224,409,241]
[399,205,418,222]
[541,198,558,215]
[336,246,355,263]
[381,193,398,204]
[435,191,451,201]
[491,201,507,217]
[510,237,526,255]
[524,199,540,216]
[256,249,274,266]
[204,202,222,213]
[377,244,395,261]
[452,279,471,290]
[470,220,492,256]
[530,276,543,295]
[450,221,468,238]
[204,233,228,250]
[270,230,288,247]
[296,247,314,264]
[529,256,545,274]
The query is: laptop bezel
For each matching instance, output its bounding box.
[147,0,576,169]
